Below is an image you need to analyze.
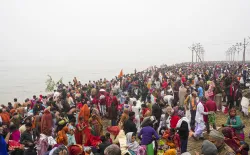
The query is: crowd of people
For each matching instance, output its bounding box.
[0,62,250,155]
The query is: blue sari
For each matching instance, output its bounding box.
[0,135,7,155]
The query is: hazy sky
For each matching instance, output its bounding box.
[0,0,250,103]
[1,0,250,67]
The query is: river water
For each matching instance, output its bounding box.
[0,59,160,105]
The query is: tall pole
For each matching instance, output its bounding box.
[192,48,193,66]
[243,38,246,64]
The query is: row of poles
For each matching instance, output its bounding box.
[225,37,250,64]
[189,43,205,66]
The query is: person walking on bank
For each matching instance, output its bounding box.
[176,109,190,154]
[152,98,162,131]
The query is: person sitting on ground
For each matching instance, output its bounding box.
[223,108,245,141]
[163,128,180,153]
[195,140,218,155]
[209,130,235,155]
[126,132,145,155]
[222,127,249,155]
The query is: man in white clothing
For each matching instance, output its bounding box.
[193,97,212,140]
[132,101,141,132]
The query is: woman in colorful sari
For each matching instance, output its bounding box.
[222,127,249,155]
[9,124,20,142]
[41,109,53,136]
[223,108,245,141]
[78,103,90,123]
[126,132,145,155]
[109,94,118,126]
[163,128,180,153]
[89,114,103,136]
[119,109,129,127]
[56,126,69,146]
[75,117,86,145]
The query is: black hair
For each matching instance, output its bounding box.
[100,136,106,142]
[9,124,17,132]
[132,132,136,137]
[25,122,32,127]
[133,101,137,106]
[105,132,110,138]
[141,104,146,108]
[14,98,17,102]
[70,118,76,123]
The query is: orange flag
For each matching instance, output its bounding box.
[118,69,123,78]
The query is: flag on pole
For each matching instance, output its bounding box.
[118,69,123,78]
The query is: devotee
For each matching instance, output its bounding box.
[209,130,235,155]
[152,98,162,130]
[179,84,187,106]
[96,136,111,155]
[56,125,69,146]
[41,108,53,136]
[0,125,9,155]
[222,127,249,155]
[124,111,137,135]
[176,109,190,154]
[223,108,245,141]
[199,140,218,155]
[193,97,212,140]
[206,97,217,131]
[138,121,160,155]
[89,114,103,136]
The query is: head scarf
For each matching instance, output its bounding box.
[209,130,225,140]
[68,145,83,155]
[126,132,139,152]
[41,109,53,136]
[221,127,234,139]
[57,126,69,146]
[164,149,177,155]
[201,140,218,155]
[78,104,90,123]
[177,110,185,117]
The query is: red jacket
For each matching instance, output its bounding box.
[203,103,208,123]
[206,100,217,112]
[170,115,180,129]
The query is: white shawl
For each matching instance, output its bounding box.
[176,117,190,131]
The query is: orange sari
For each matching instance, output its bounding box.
[78,104,90,123]
[57,126,69,146]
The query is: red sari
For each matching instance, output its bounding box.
[75,121,85,145]
[41,109,53,136]
[75,121,101,146]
